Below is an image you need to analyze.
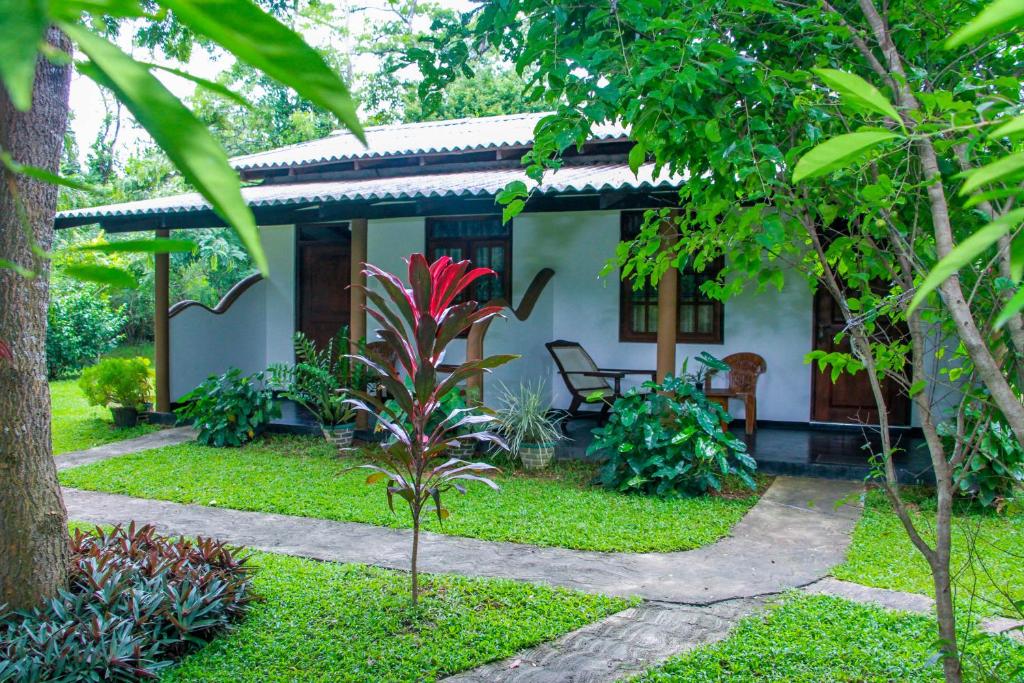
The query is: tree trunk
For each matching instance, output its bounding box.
[932,487,963,683]
[0,27,73,609]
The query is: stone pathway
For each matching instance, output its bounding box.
[56,426,195,471]
[64,475,861,603]
[60,438,870,681]
[806,577,1024,643]
[443,598,765,683]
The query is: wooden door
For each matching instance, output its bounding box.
[299,241,350,351]
[811,288,910,425]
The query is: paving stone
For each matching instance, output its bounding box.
[56,426,195,471]
[443,598,766,683]
[63,475,862,604]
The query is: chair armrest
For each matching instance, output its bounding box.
[575,370,628,379]
[600,368,657,377]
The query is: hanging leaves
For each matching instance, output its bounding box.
[792,131,902,182]
[811,68,902,127]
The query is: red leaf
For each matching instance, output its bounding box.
[0,340,10,365]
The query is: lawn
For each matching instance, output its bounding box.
[833,488,1024,618]
[51,378,160,455]
[635,593,1024,682]
[161,550,632,682]
[58,435,768,552]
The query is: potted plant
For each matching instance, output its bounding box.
[495,380,564,469]
[269,360,357,452]
[78,356,154,429]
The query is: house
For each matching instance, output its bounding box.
[55,112,924,476]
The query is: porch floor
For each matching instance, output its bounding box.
[267,401,934,485]
[558,419,934,485]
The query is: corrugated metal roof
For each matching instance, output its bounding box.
[57,162,681,223]
[229,112,628,171]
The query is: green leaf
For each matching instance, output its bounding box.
[62,24,268,275]
[995,287,1024,329]
[0,151,100,192]
[146,63,251,108]
[909,380,927,397]
[989,114,1024,139]
[812,69,902,126]
[909,208,1024,312]
[704,119,722,143]
[502,199,525,224]
[75,238,197,254]
[157,0,364,142]
[792,132,901,182]
[628,142,647,174]
[0,0,47,111]
[0,258,36,278]
[959,151,1024,195]
[63,264,138,289]
[946,0,1024,48]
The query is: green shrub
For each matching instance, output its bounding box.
[78,356,154,410]
[267,331,357,427]
[0,524,252,682]
[176,368,280,447]
[942,405,1024,509]
[46,278,126,378]
[589,374,757,497]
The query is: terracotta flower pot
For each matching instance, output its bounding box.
[519,442,555,469]
[110,406,139,429]
[322,423,356,453]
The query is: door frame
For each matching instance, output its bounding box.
[808,288,911,426]
[294,222,352,348]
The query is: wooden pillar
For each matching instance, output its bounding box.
[349,218,368,349]
[655,221,678,382]
[349,219,368,428]
[154,228,170,412]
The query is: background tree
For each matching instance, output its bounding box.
[412,1,1023,680]
[0,0,362,610]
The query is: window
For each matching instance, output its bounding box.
[426,216,511,303]
[619,211,723,343]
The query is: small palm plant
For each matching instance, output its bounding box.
[347,254,517,605]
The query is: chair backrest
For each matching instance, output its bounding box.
[718,352,767,394]
[546,340,611,396]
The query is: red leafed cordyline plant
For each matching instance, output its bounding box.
[346,254,517,605]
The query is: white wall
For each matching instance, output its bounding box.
[365,211,815,422]
[169,225,295,400]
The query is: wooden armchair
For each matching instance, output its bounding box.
[704,352,766,435]
[546,340,655,431]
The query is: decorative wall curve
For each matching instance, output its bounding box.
[168,273,264,319]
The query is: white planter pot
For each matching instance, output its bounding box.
[519,442,555,469]
[322,423,356,453]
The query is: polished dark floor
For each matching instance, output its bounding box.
[268,401,934,484]
[559,418,934,484]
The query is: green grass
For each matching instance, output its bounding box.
[102,341,155,362]
[50,378,159,455]
[161,551,631,682]
[635,593,1024,682]
[58,435,767,552]
[833,488,1024,618]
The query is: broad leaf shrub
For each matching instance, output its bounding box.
[0,524,252,682]
[46,277,126,378]
[176,368,280,447]
[941,405,1024,510]
[79,356,154,410]
[589,375,757,497]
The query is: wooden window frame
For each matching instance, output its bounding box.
[425,215,513,303]
[618,211,724,344]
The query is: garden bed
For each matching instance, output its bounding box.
[58,435,770,553]
[636,593,1024,682]
[161,551,631,682]
[832,488,1024,618]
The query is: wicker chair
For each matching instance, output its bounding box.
[704,352,766,435]
[546,340,655,431]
